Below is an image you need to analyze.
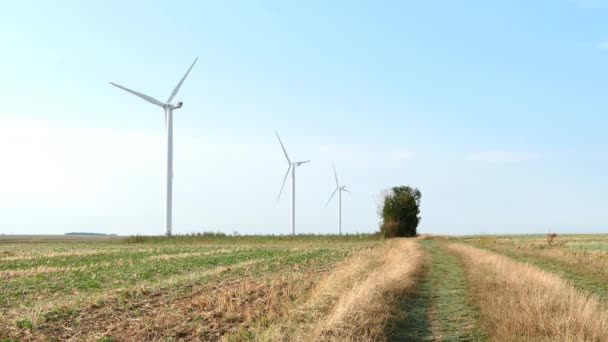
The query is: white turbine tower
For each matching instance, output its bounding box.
[110,58,198,237]
[325,162,349,235]
[276,131,310,235]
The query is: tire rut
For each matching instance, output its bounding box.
[388,239,486,341]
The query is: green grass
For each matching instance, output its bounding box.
[388,239,486,341]
[14,318,33,330]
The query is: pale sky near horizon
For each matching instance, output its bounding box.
[2,0,608,236]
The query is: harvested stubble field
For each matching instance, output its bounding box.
[2,234,608,341]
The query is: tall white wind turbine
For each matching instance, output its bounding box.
[110,58,198,237]
[276,131,310,235]
[325,162,349,235]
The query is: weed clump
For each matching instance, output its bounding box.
[547,233,557,247]
[15,318,33,329]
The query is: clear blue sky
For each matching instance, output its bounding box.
[1,0,608,235]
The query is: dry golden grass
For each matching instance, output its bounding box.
[56,262,327,341]
[547,248,608,269]
[447,243,608,341]
[0,248,161,261]
[147,247,246,260]
[261,239,425,342]
[1,249,251,278]
[3,253,346,341]
[0,250,238,278]
[257,245,381,340]
[0,249,113,261]
[322,240,424,341]
[311,239,424,341]
[0,262,120,278]
[485,239,608,282]
[65,272,319,341]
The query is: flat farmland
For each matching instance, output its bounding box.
[0,235,393,341]
[4,234,608,341]
[460,234,608,300]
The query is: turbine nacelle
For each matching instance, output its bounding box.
[326,162,349,235]
[166,101,183,110]
[325,162,349,207]
[110,57,198,112]
[275,131,310,201]
[293,160,310,167]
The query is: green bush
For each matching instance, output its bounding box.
[378,186,421,238]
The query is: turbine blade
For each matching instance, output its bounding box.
[167,57,198,103]
[333,161,339,187]
[109,82,164,107]
[275,131,291,163]
[342,187,350,193]
[277,165,291,201]
[298,160,311,165]
[325,187,339,207]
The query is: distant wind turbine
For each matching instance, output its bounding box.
[276,131,310,235]
[110,58,198,237]
[325,162,349,235]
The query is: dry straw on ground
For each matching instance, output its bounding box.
[262,239,425,341]
[447,243,608,342]
[2,259,263,339]
[147,247,246,260]
[1,262,119,278]
[258,245,380,340]
[485,239,608,282]
[311,239,424,341]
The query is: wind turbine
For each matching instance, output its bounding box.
[325,162,349,235]
[276,131,310,235]
[110,58,198,237]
